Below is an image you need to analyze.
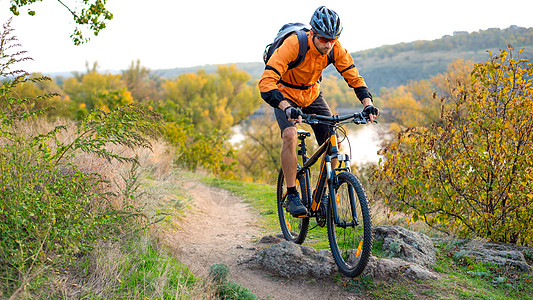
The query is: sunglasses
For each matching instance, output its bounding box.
[315,35,337,44]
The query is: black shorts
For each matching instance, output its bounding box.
[274,92,332,146]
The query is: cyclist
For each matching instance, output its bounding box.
[258,6,380,217]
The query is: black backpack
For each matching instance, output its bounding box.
[263,22,335,70]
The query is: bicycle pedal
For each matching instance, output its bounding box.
[294,213,308,218]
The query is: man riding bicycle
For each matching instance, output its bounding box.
[258,6,380,217]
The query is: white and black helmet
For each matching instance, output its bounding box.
[310,6,343,39]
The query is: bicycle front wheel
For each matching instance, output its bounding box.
[276,168,309,244]
[327,171,372,277]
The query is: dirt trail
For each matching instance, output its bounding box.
[165,180,358,300]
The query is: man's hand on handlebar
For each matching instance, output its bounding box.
[284,106,303,124]
[363,105,379,123]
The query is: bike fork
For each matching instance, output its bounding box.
[326,155,359,228]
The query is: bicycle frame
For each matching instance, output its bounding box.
[296,122,353,223]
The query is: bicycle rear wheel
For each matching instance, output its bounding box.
[326,171,372,277]
[276,168,309,244]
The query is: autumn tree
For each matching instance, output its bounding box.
[375,47,533,246]
[380,59,474,133]
[62,67,133,118]
[155,65,261,177]
[1,72,70,117]
[8,0,113,45]
[121,59,163,103]
[161,65,261,134]
[235,105,282,183]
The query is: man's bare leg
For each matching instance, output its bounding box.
[280,127,298,187]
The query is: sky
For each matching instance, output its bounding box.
[1,0,533,74]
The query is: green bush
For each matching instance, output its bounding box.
[375,47,533,246]
[209,263,257,300]
[0,19,163,297]
[210,263,231,284]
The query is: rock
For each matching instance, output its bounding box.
[259,235,283,244]
[373,225,437,267]
[404,263,440,280]
[455,239,531,272]
[248,241,336,279]
[360,226,441,281]
[362,256,407,279]
[362,256,440,281]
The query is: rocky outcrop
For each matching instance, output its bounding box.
[248,226,440,281]
[248,240,337,278]
[362,256,440,280]
[247,226,532,281]
[373,225,437,267]
[453,239,531,272]
[365,226,440,280]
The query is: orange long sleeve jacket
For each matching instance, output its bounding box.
[258,31,371,108]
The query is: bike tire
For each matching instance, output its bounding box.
[326,171,372,277]
[276,168,310,244]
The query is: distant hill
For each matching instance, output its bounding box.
[153,26,533,96]
[350,25,533,94]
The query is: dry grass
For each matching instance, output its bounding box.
[1,116,217,299]
[13,117,176,209]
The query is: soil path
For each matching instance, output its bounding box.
[165,180,358,300]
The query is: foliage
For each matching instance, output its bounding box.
[121,59,163,103]
[161,64,261,134]
[235,105,282,183]
[156,100,237,177]
[217,281,258,300]
[320,75,351,108]
[155,64,261,177]
[62,67,133,118]
[380,59,474,133]
[0,20,163,296]
[3,57,258,177]
[208,263,257,300]
[209,263,230,284]
[374,47,533,246]
[9,0,113,45]
[75,236,211,299]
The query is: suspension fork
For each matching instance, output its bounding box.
[325,154,341,224]
[297,132,312,207]
[325,128,357,227]
[328,163,359,228]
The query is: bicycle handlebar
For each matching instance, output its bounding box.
[301,111,373,125]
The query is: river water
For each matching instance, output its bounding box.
[230,124,383,166]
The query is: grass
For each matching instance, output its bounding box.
[73,233,214,299]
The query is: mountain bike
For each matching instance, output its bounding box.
[276,111,373,277]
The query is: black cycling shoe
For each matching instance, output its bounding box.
[285,193,308,217]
